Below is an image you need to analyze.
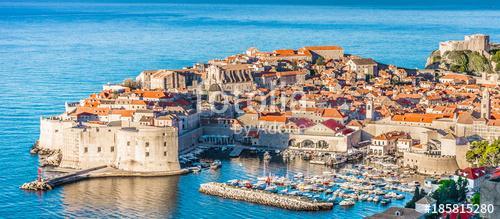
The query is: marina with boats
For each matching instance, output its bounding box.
[181,145,418,212]
[208,164,414,210]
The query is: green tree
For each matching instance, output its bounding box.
[466,140,500,166]
[432,179,459,205]
[492,50,500,63]
[405,187,427,208]
[471,193,480,205]
[456,177,468,202]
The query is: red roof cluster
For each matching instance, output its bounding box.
[457,167,486,180]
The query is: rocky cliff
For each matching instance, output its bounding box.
[425,49,497,76]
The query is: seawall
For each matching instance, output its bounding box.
[199,182,333,211]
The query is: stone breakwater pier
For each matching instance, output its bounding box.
[199,182,333,211]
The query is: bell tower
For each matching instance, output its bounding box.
[481,88,490,119]
[366,98,374,121]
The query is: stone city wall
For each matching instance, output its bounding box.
[403,152,459,175]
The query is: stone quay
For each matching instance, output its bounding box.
[199,182,333,211]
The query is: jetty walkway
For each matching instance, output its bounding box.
[21,166,190,191]
[199,182,333,211]
[229,147,244,157]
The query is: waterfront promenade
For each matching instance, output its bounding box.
[199,182,333,211]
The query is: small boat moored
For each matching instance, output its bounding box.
[210,160,222,170]
[339,198,355,206]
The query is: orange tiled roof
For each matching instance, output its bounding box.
[131,100,146,105]
[487,119,500,126]
[111,109,135,117]
[322,108,345,119]
[274,49,296,56]
[259,115,287,123]
[142,91,168,99]
[71,107,110,116]
[440,73,471,81]
[392,113,443,123]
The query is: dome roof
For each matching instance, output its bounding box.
[208,84,222,92]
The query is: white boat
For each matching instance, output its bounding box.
[263,151,272,161]
[310,160,326,165]
[265,185,277,192]
[227,179,239,186]
[294,173,304,178]
[191,166,201,173]
[257,176,269,182]
[210,160,222,170]
[359,194,368,201]
[339,199,355,206]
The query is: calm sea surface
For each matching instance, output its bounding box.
[0,1,499,218]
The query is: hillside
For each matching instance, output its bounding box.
[425,49,499,76]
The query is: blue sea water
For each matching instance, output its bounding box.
[0,1,499,218]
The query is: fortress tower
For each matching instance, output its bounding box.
[439,34,490,56]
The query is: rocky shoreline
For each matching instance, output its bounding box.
[199,182,333,211]
[20,180,52,191]
[30,141,62,167]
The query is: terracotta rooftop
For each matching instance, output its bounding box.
[457,167,486,180]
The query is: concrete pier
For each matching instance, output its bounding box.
[199,182,333,211]
[21,166,190,191]
[229,147,244,157]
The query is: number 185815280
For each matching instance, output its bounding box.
[430,204,494,214]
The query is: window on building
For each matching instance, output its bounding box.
[96,128,99,132]
[84,147,88,153]
[110,147,114,152]
[164,142,167,146]
[97,147,101,152]
[145,142,149,147]
[127,141,130,146]
[145,152,150,157]
[164,151,167,156]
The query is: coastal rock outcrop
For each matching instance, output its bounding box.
[31,142,62,167]
[20,180,52,191]
[39,149,62,167]
[425,49,494,76]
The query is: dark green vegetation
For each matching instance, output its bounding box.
[471,193,480,205]
[492,50,500,71]
[431,178,468,206]
[426,50,494,76]
[405,187,427,208]
[466,139,500,167]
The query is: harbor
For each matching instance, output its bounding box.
[200,162,415,210]
[180,146,415,214]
